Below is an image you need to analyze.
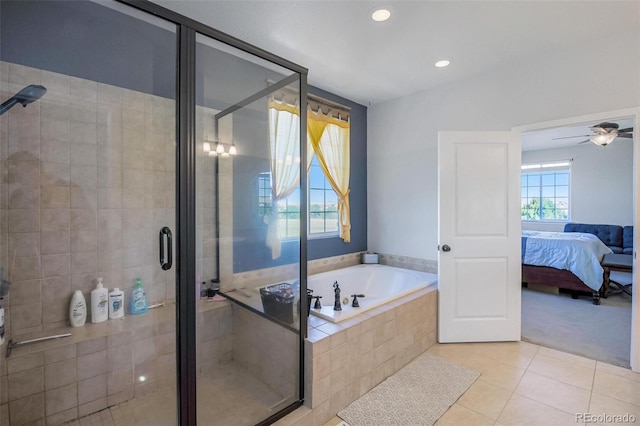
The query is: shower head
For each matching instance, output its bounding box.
[0,84,47,116]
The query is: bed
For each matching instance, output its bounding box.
[521,230,613,305]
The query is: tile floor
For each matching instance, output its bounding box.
[61,340,640,426]
[322,341,640,426]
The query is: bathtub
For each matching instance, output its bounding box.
[307,264,438,323]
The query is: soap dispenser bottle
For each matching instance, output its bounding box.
[69,290,87,327]
[91,278,109,323]
[131,278,147,315]
[109,287,125,319]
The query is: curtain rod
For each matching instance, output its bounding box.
[266,79,351,112]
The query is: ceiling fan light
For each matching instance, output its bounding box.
[590,133,617,146]
[216,143,225,154]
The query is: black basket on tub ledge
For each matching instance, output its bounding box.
[259,282,296,324]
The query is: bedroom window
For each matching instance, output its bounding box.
[521,161,571,221]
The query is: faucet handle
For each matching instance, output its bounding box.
[350,294,365,308]
[313,295,323,309]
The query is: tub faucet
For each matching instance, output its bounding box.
[333,281,342,311]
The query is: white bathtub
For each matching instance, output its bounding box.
[308,264,438,323]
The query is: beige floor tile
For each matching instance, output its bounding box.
[457,379,512,420]
[595,361,640,382]
[472,341,539,370]
[589,392,640,422]
[528,353,595,390]
[462,354,527,391]
[593,370,640,407]
[322,416,347,426]
[515,371,590,414]
[427,343,478,365]
[536,346,596,369]
[497,395,580,426]
[434,403,495,426]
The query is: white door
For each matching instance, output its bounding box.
[438,131,521,342]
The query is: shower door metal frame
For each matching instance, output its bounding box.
[118,1,308,425]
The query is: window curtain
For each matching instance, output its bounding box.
[265,99,302,259]
[307,108,351,242]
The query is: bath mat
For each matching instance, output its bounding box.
[338,352,479,426]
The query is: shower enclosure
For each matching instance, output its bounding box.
[0,1,306,425]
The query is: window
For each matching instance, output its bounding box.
[258,163,339,238]
[258,172,300,239]
[521,162,571,221]
[309,156,339,235]
[263,92,349,254]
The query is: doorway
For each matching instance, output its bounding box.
[514,108,640,371]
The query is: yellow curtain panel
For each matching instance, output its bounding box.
[307,108,351,242]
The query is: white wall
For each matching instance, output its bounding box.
[521,142,633,232]
[368,30,640,261]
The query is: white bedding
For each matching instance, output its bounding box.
[522,230,613,291]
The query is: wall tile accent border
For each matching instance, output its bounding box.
[378,252,438,274]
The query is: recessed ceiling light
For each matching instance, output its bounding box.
[435,60,451,68]
[372,9,391,22]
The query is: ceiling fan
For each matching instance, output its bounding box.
[553,122,634,146]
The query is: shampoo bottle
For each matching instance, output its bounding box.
[91,278,109,323]
[109,288,125,319]
[130,278,147,315]
[69,290,87,327]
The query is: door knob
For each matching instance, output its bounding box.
[441,244,451,252]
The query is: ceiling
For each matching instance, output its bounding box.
[522,117,635,152]
[151,1,639,107]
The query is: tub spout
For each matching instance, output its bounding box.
[333,281,342,311]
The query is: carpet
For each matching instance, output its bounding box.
[522,286,632,368]
[337,352,480,426]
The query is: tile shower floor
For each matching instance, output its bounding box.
[63,361,292,426]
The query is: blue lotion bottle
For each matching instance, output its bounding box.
[131,278,147,315]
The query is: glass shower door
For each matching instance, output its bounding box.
[0,2,178,424]
[194,34,304,425]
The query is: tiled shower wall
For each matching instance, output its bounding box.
[0,61,227,425]
[0,60,227,334]
[0,61,178,336]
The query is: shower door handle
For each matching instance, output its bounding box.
[159,227,173,270]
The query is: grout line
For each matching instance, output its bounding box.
[492,344,540,423]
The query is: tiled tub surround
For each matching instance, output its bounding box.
[232,305,299,410]
[301,286,438,426]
